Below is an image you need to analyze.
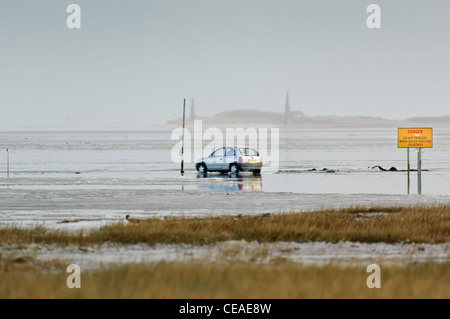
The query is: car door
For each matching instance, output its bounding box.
[224,147,236,169]
[210,147,225,170]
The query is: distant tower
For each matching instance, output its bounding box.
[284,92,292,127]
[190,98,196,121]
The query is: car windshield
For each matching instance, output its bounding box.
[239,148,259,156]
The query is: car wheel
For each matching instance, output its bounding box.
[197,163,207,175]
[229,164,239,175]
[253,169,261,175]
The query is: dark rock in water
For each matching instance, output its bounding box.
[74,172,81,174]
[371,166,398,172]
[372,165,398,172]
[308,168,317,171]
[322,168,328,171]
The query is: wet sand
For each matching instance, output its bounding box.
[1,188,450,230]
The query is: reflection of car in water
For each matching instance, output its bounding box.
[197,175,263,191]
[195,146,262,175]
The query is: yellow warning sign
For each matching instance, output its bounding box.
[398,128,433,148]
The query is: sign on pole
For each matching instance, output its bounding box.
[398,128,433,195]
[398,128,433,148]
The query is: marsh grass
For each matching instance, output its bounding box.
[0,256,449,298]
[1,205,449,245]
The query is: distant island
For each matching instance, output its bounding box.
[167,109,450,128]
[167,94,450,128]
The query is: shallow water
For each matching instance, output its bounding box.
[1,126,449,194]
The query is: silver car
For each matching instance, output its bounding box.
[195,146,263,175]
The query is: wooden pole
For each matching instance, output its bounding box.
[181,99,186,176]
[7,148,10,178]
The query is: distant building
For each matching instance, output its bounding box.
[284,92,293,127]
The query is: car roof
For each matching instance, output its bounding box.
[213,146,259,150]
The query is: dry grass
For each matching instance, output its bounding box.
[1,204,449,245]
[0,256,449,298]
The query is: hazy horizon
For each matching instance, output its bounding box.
[1,1,450,129]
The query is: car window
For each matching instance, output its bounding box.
[239,148,259,156]
[212,148,225,157]
[225,148,235,156]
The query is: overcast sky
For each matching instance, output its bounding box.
[1,0,450,128]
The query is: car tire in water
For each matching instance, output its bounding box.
[197,163,207,175]
[253,169,261,176]
[229,164,239,175]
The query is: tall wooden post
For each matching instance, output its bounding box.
[7,148,10,178]
[181,99,186,176]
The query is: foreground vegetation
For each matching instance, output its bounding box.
[1,205,448,299]
[0,256,448,298]
[1,205,449,245]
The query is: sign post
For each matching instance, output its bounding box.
[398,128,432,195]
[417,148,422,195]
[407,147,410,195]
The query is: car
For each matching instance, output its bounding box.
[195,146,262,175]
